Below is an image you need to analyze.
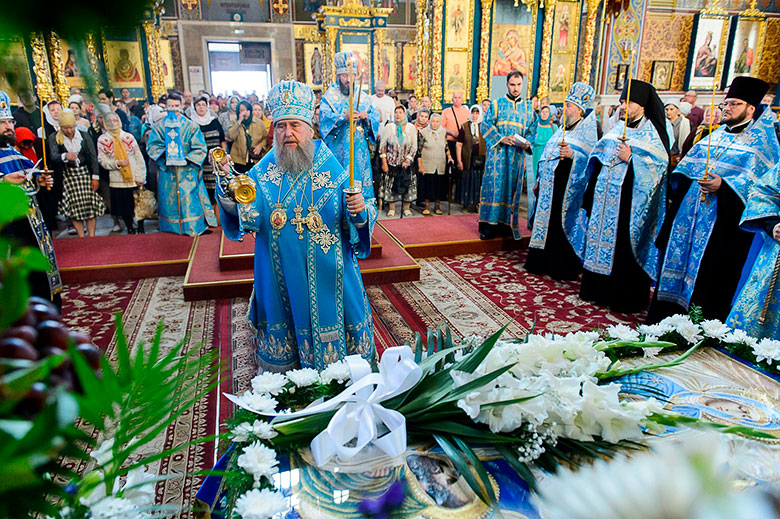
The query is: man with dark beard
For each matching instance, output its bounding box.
[319,51,380,202]
[0,89,62,307]
[216,80,377,372]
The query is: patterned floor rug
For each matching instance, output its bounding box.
[62,277,219,518]
[368,249,645,346]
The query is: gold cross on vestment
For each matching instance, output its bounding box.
[291,206,306,239]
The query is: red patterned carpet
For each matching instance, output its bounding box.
[367,249,645,346]
[61,277,220,518]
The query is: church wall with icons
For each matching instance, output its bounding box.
[488,0,538,99]
[636,12,693,93]
[603,0,647,95]
[103,31,147,98]
[0,37,33,102]
[200,0,271,22]
[546,0,583,103]
[442,0,475,103]
[401,43,417,91]
[684,13,731,91]
[724,15,767,88]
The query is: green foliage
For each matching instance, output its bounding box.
[0,183,51,329]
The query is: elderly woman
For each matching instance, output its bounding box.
[192,96,226,201]
[227,100,268,173]
[97,112,146,234]
[379,105,418,218]
[456,105,487,212]
[418,112,452,215]
[48,109,105,237]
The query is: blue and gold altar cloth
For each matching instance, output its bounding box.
[197,348,780,518]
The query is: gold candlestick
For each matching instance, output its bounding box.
[619,47,636,143]
[700,58,721,202]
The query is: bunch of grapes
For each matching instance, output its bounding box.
[0,297,103,418]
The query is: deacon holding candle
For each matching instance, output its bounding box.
[216,80,376,372]
[578,79,670,314]
[0,89,62,307]
[648,76,780,324]
[525,82,600,281]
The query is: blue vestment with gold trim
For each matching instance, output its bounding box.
[319,83,379,200]
[530,112,599,257]
[147,112,217,236]
[582,116,669,280]
[657,108,780,309]
[479,96,537,239]
[728,162,780,339]
[217,140,376,371]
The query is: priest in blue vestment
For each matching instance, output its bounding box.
[216,80,377,372]
[728,162,780,339]
[147,92,217,236]
[319,51,379,202]
[648,77,780,323]
[579,80,670,313]
[479,71,537,240]
[0,90,61,307]
[525,82,599,281]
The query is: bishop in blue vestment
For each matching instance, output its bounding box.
[579,80,670,313]
[728,162,780,339]
[319,51,379,202]
[147,93,217,236]
[217,80,377,372]
[648,77,780,323]
[526,82,599,280]
[479,71,537,240]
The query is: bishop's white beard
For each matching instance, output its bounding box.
[274,138,315,173]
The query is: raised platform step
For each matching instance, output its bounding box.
[55,234,195,284]
[182,226,419,301]
[378,214,528,258]
[219,233,382,270]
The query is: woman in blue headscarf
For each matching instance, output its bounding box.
[532,105,558,185]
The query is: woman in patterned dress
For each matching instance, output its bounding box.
[48,109,105,237]
[379,105,418,218]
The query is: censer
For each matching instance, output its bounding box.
[209,148,257,204]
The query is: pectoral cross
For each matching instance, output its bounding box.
[291,206,306,239]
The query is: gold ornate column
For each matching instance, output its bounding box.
[85,32,102,79]
[476,0,494,102]
[143,20,165,100]
[430,0,444,110]
[414,0,428,98]
[536,0,557,99]
[580,0,601,83]
[325,25,338,84]
[46,32,70,103]
[29,32,56,102]
[374,28,386,87]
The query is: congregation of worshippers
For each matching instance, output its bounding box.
[2,2,780,355]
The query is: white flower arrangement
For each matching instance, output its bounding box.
[752,338,780,365]
[606,324,640,342]
[236,391,278,413]
[234,488,288,519]
[230,420,278,442]
[77,462,157,519]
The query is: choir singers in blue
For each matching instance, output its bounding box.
[146,92,217,236]
[648,77,780,323]
[479,71,537,240]
[579,80,670,313]
[216,80,377,372]
[319,51,380,201]
[525,82,599,281]
[728,162,780,339]
[0,90,62,307]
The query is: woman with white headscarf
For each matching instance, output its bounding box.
[456,104,487,211]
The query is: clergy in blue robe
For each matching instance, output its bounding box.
[526,82,599,281]
[147,92,217,236]
[319,51,380,202]
[579,80,670,313]
[0,91,62,307]
[728,162,780,339]
[648,77,780,323]
[217,80,377,372]
[479,71,537,240]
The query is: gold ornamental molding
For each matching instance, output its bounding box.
[29,32,56,103]
[340,18,372,27]
[374,28,386,88]
[739,0,765,20]
[476,0,495,102]
[414,0,428,98]
[294,24,321,42]
[45,32,70,103]
[85,32,101,79]
[325,25,338,85]
[701,0,728,16]
[536,0,558,98]
[430,0,444,110]
[580,0,601,83]
[143,21,165,101]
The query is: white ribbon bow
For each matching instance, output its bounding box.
[226,346,422,467]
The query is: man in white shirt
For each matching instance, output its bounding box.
[369,81,396,130]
